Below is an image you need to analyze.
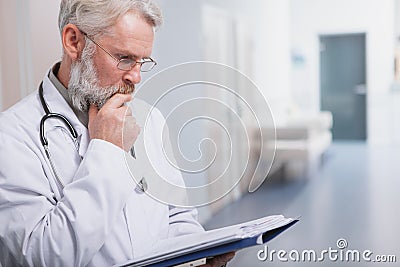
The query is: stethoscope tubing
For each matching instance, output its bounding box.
[39,83,78,196]
[39,83,78,147]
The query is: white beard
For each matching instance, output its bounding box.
[67,42,134,112]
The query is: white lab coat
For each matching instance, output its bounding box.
[0,71,204,266]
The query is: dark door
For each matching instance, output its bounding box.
[320,33,367,140]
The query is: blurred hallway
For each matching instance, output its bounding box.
[204,142,400,266]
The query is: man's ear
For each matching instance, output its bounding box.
[62,24,86,61]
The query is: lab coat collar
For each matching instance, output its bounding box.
[41,70,90,158]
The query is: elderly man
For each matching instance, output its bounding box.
[0,0,234,266]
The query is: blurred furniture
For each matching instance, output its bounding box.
[264,111,333,179]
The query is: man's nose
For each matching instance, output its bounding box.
[123,64,141,85]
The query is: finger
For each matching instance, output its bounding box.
[88,104,99,122]
[103,93,132,109]
[207,257,225,267]
[208,252,235,266]
[225,252,236,260]
[123,118,137,133]
[123,106,133,117]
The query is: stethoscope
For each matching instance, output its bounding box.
[38,82,147,196]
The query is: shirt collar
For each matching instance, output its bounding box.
[43,65,90,158]
[48,62,89,128]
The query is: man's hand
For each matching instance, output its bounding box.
[201,252,236,267]
[88,93,140,151]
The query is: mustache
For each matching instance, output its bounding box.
[116,83,135,95]
[94,83,135,109]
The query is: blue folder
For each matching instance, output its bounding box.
[118,215,299,267]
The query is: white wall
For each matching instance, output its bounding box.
[200,0,292,123]
[29,0,62,89]
[0,0,24,110]
[290,0,397,145]
[0,0,61,111]
[150,1,203,71]
[0,47,3,111]
[153,0,291,125]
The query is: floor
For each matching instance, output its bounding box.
[203,142,400,266]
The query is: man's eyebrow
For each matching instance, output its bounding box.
[118,52,140,59]
[112,47,141,59]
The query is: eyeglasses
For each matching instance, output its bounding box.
[81,31,157,72]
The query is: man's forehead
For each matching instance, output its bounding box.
[110,12,154,46]
[113,11,154,41]
[104,11,155,56]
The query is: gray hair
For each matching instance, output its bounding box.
[58,0,163,38]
